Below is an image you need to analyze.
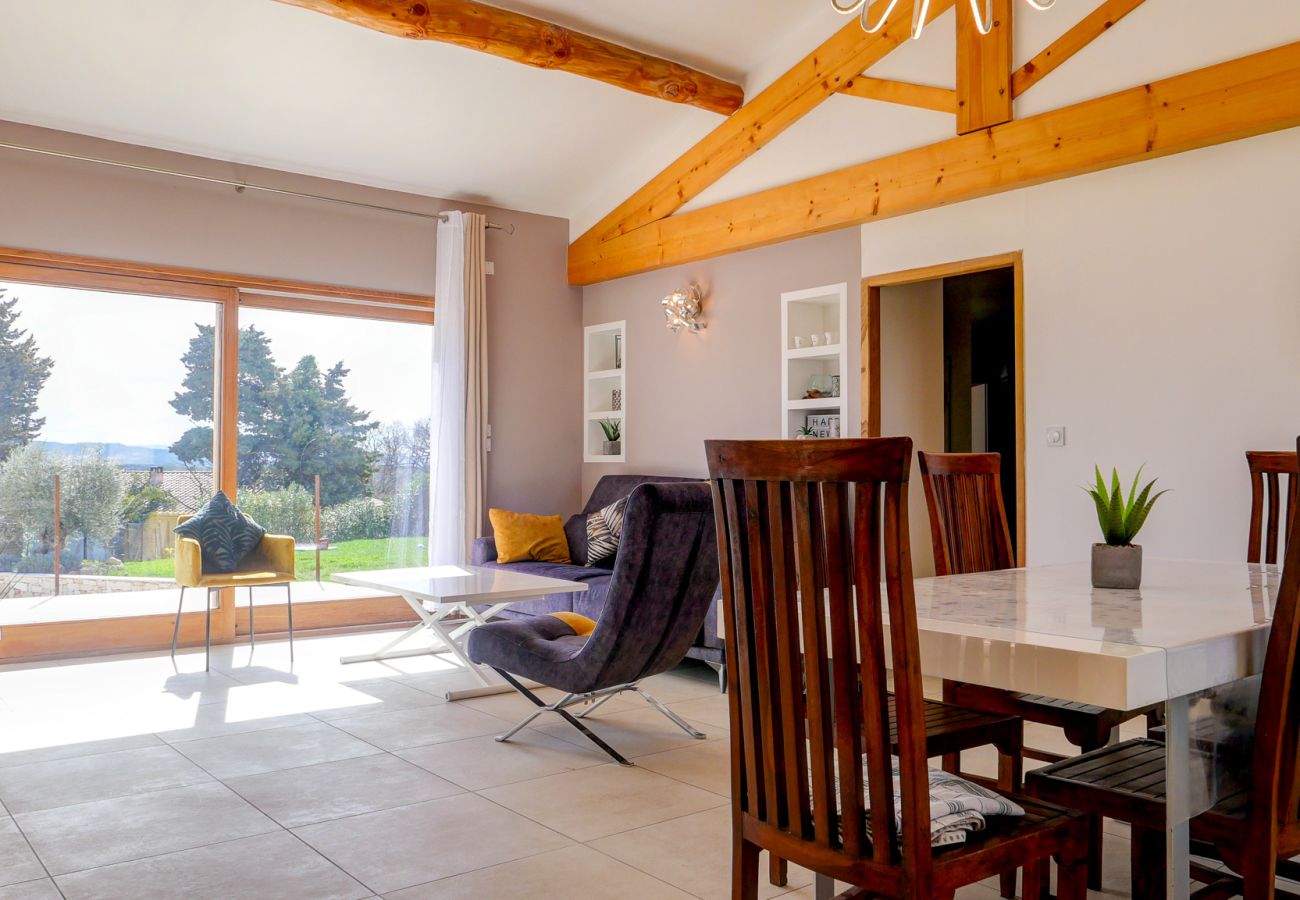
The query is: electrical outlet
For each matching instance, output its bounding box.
[1046,426,1067,448]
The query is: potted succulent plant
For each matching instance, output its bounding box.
[1085,466,1167,589]
[598,418,622,455]
[795,425,817,440]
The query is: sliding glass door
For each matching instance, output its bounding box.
[231,302,432,623]
[0,278,222,639]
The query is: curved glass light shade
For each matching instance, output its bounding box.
[833,0,1053,40]
[661,285,705,334]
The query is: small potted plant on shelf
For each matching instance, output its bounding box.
[795,425,817,440]
[1086,465,1167,589]
[598,418,622,455]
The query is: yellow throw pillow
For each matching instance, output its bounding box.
[548,611,597,636]
[489,508,571,564]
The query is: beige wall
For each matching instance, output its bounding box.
[579,229,861,497]
[862,127,1300,566]
[0,121,583,521]
[879,281,945,578]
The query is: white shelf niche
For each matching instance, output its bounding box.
[584,321,626,463]
[781,284,849,440]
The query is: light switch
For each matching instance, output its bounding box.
[1046,426,1067,447]
[486,261,495,275]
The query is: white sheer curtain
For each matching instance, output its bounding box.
[429,211,489,565]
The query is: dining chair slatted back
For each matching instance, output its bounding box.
[1250,440,1300,854]
[1247,451,1299,565]
[707,437,936,892]
[918,452,1015,576]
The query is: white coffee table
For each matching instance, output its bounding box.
[333,565,588,700]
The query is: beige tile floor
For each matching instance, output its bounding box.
[0,628,1209,899]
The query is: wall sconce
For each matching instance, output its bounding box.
[662,284,705,334]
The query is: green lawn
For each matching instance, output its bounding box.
[121,536,426,582]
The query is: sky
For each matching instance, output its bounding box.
[0,282,432,448]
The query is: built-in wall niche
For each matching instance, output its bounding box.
[584,321,626,462]
[781,284,849,440]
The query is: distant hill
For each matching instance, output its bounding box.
[34,441,194,470]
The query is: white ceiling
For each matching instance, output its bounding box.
[2,0,1298,242]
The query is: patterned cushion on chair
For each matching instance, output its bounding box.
[585,496,627,565]
[174,491,266,574]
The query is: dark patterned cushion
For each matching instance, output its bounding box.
[585,496,627,565]
[174,491,266,574]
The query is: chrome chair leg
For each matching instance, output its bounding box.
[248,586,255,651]
[634,687,706,739]
[574,690,619,719]
[285,582,294,663]
[492,669,631,766]
[171,586,185,659]
[204,587,212,673]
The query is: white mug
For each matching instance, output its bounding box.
[824,332,834,346]
[810,334,821,347]
[793,336,804,349]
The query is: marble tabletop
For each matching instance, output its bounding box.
[904,559,1275,709]
[333,565,588,606]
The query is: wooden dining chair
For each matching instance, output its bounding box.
[919,450,1162,888]
[707,438,1088,900]
[1246,450,1299,565]
[1027,437,1300,899]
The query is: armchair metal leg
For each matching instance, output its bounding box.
[574,691,619,719]
[248,586,255,651]
[285,582,294,663]
[171,586,185,660]
[633,687,706,739]
[204,587,212,673]
[492,669,632,766]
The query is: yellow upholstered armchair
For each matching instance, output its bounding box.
[171,517,297,669]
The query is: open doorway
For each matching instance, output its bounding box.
[861,253,1024,576]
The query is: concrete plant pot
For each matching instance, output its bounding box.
[602,440,621,456]
[1092,543,1143,590]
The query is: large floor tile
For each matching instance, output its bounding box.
[637,669,725,703]
[294,792,571,895]
[454,686,637,724]
[55,831,370,900]
[171,721,382,778]
[327,702,506,751]
[0,819,43,888]
[226,753,463,827]
[662,692,732,729]
[591,806,812,900]
[538,705,717,759]
[0,733,163,769]
[396,729,606,791]
[0,745,211,814]
[155,708,320,743]
[0,879,60,900]
[480,763,725,842]
[636,738,732,797]
[15,781,277,875]
[309,678,447,721]
[384,844,694,899]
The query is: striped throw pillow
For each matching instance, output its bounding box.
[585,496,628,565]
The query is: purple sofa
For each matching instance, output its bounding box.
[471,474,725,674]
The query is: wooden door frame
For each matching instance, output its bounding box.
[861,251,1026,564]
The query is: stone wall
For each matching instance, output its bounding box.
[2,574,175,598]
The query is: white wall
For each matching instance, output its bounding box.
[861,127,1300,565]
[880,281,945,577]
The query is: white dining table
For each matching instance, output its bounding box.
[810,558,1275,900]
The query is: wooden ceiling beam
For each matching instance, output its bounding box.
[270,0,744,115]
[570,0,956,252]
[1012,0,1148,97]
[568,41,1300,284]
[956,0,1013,133]
[838,77,958,113]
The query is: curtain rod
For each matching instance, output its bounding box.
[0,140,515,233]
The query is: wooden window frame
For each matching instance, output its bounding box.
[0,247,430,661]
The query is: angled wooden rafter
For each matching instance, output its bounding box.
[270,0,744,115]
[570,0,957,252]
[568,41,1300,284]
[1012,0,1148,97]
[838,76,958,113]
